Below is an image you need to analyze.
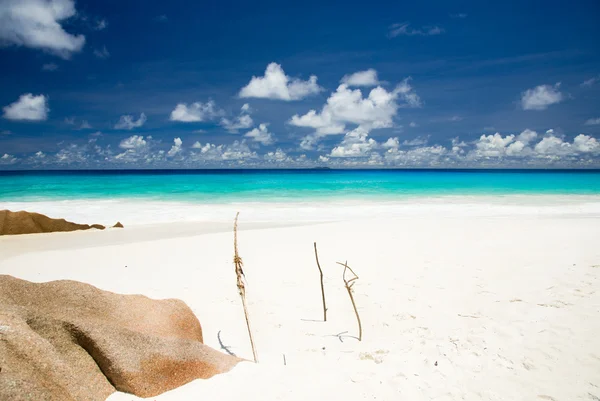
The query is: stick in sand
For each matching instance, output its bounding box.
[336,261,362,341]
[314,242,327,321]
[234,212,258,362]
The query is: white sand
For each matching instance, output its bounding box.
[1,202,600,400]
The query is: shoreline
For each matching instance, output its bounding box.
[2,194,600,227]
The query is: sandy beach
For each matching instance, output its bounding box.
[1,203,599,401]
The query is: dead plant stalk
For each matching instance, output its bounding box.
[314,242,327,321]
[233,212,258,362]
[336,261,362,341]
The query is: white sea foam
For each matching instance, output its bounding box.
[2,195,600,226]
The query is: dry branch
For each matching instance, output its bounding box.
[314,242,327,321]
[336,261,362,341]
[234,212,258,362]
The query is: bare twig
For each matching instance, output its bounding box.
[234,212,258,362]
[336,261,362,341]
[217,330,236,356]
[314,242,327,321]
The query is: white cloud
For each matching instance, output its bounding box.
[584,118,600,126]
[330,127,378,157]
[0,153,18,165]
[190,140,257,161]
[382,137,400,149]
[581,76,599,87]
[340,69,380,87]
[472,133,517,157]
[517,128,538,144]
[54,141,112,165]
[93,46,110,59]
[533,134,600,157]
[264,149,291,163]
[449,115,462,122]
[385,144,448,166]
[450,13,468,19]
[388,22,444,38]
[3,93,48,121]
[573,134,600,153]
[245,123,274,145]
[167,137,183,157]
[520,83,563,110]
[290,79,421,147]
[402,136,429,146]
[115,113,146,130]
[534,135,573,156]
[409,121,418,128]
[170,101,221,122]
[0,0,85,58]
[239,63,322,101]
[95,19,107,31]
[119,135,147,149]
[42,62,58,71]
[221,104,254,133]
[79,120,92,129]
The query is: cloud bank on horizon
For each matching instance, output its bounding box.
[1,0,599,168]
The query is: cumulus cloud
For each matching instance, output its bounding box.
[220,104,254,133]
[471,133,519,157]
[535,134,600,156]
[402,136,429,146]
[330,127,378,157]
[385,144,448,166]
[245,123,275,145]
[520,83,563,110]
[0,154,18,165]
[93,46,110,59]
[340,69,380,87]
[517,128,538,144]
[388,22,444,38]
[584,118,600,126]
[573,134,600,153]
[0,0,85,58]
[119,135,147,149]
[167,137,183,157]
[264,149,291,163]
[170,101,221,122]
[291,81,420,133]
[290,78,420,148]
[239,63,322,101]
[3,93,49,121]
[190,140,257,161]
[115,113,146,130]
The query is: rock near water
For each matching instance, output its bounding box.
[0,210,107,236]
[0,275,241,401]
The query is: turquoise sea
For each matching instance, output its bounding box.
[2,170,600,202]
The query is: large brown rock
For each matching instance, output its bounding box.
[0,210,106,236]
[0,275,241,401]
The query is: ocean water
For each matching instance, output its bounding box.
[2,169,600,224]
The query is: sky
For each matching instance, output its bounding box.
[1,0,599,169]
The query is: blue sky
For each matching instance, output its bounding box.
[1,0,599,168]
